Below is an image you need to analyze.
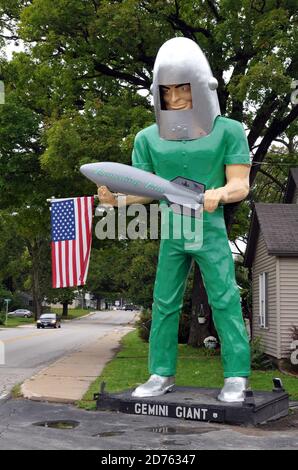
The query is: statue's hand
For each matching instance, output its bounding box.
[97,185,117,206]
[204,188,228,213]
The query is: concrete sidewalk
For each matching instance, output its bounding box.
[21,326,134,403]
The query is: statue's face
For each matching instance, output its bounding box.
[160,83,192,110]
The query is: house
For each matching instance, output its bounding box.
[284,167,298,204]
[47,291,101,310]
[244,168,298,364]
[18,292,33,308]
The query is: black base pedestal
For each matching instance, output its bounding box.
[94,383,289,426]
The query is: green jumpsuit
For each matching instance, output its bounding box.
[132,116,251,379]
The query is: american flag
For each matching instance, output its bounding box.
[50,196,94,288]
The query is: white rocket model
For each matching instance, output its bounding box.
[80,162,205,218]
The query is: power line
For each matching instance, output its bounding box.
[251,161,298,166]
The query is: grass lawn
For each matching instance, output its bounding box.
[78,329,298,410]
[0,317,35,328]
[47,308,95,320]
[0,308,94,328]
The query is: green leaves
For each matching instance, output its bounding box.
[19,0,94,41]
[41,92,153,184]
[0,0,297,312]
[86,238,159,307]
[229,55,292,103]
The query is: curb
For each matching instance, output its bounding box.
[63,311,98,322]
[0,392,11,405]
[21,326,134,404]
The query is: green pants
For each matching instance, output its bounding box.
[149,208,251,378]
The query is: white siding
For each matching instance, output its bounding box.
[279,257,298,358]
[252,234,278,357]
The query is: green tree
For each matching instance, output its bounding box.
[14,0,297,241]
[46,287,76,317]
[86,244,127,306]
[123,239,159,308]
[1,0,297,341]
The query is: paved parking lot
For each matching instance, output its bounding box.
[0,398,297,450]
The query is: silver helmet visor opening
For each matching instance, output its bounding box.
[159,83,193,111]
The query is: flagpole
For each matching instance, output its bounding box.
[46,196,99,203]
[46,193,125,203]
[50,196,95,289]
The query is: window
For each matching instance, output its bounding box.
[259,272,268,328]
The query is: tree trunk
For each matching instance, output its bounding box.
[188,203,238,346]
[28,241,43,321]
[62,301,68,318]
[188,263,212,347]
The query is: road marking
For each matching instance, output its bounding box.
[1,330,59,345]
[0,392,9,401]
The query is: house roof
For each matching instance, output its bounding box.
[284,168,298,203]
[244,203,298,267]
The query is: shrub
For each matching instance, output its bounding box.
[250,336,275,370]
[286,326,298,373]
[0,312,6,325]
[135,308,152,342]
[135,309,191,343]
[290,325,298,341]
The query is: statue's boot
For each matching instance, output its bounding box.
[132,375,175,398]
[217,377,248,402]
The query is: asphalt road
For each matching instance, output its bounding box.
[0,310,297,450]
[0,310,136,399]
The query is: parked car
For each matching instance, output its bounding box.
[37,313,61,329]
[8,309,33,318]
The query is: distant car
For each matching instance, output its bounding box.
[8,309,33,318]
[37,313,61,329]
[123,304,136,311]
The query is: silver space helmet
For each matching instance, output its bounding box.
[152,37,221,140]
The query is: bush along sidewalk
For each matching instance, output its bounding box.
[78,330,298,411]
